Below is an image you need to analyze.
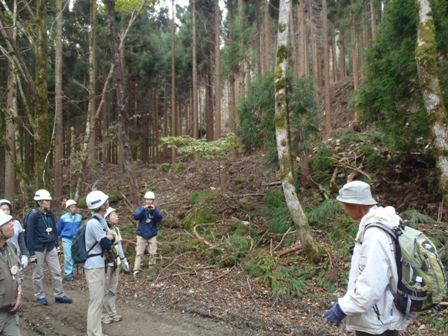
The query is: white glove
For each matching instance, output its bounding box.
[122,258,130,272]
[21,255,29,269]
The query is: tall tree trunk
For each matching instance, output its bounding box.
[54,0,64,198]
[206,68,214,141]
[5,57,16,198]
[351,13,360,129]
[340,37,347,80]
[214,0,222,139]
[34,0,50,186]
[415,0,448,205]
[87,0,97,166]
[275,0,320,261]
[171,0,177,163]
[370,0,377,40]
[322,0,331,135]
[192,0,198,138]
[297,0,307,77]
[263,0,271,73]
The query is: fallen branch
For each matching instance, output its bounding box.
[193,225,215,248]
[262,181,282,186]
[276,243,302,257]
[232,193,265,197]
[119,191,134,211]
[204,268,232,284]
[273,227,296,251]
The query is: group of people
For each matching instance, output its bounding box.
[0,188,163,336]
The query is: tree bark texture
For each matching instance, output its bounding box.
[171,0,177,163]
[214,0,222,139]
[275,0,320,261]
[192,0,198,138]
[54,0,64,198]
[322,0,331,134]
[5,57,16,198]
[415,0,448,205]
[87,0,97,165]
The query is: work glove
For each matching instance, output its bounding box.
[122,258,130,272]
[21,255,29,269]
[56,246,63,256]
[29,255,37,264]
[324,302,346,326]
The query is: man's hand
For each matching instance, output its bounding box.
[29,255,37,264]
[106,230,114,240]
[323,302,346,326]
[21,255,29,269]
[9,293,22,314]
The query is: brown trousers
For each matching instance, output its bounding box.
[355,331,399,336]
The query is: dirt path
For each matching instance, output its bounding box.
[19,271,258,336]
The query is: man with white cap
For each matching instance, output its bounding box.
[84,190,115,336]
[324,181,412,335]
[0,210,23,335]
[132,191,163,277]
[56,199,82,281]
[25,189,72,305]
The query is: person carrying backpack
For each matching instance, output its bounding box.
[0,210,23,336]
[324,181,413,335]
[101,207,130,324]
[84,190,114,336]
[132,191,163,277]
[0,199,30,269]
[56,199,82,281]
[25,189,72,305]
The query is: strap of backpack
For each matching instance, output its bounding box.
[364,222,403,291]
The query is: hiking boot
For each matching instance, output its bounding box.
[55,295,73,304]
[64,275,74,281]
[110,314,122,322]
[133,270,140,278]
[37,297,48,305]
[101,315,112,324]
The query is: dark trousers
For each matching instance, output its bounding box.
[355,331,399,336]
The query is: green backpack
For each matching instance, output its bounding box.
[365,220,447,315]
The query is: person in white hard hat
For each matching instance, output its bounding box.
[25,189,72,305]
[101,207,129,325]
[84,190,115,336]
[132,191,163,277]
[0,199,30,268]
[0,210,23,336]
[324,181,412,335]
[56,199,82,281]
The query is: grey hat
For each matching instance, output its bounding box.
[336,181,377,205]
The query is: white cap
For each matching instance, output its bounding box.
[34,189,52,201]
[65,199,77,209]
[336,181,377,205]
[86,190,109,210]
[0,199,12,207]
[0,210,13,227]
[105,207,116,219]
[144,191,155,200]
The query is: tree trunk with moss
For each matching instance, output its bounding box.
[34,0,50,186]
[275,0,321,262]
[415,0,448,205]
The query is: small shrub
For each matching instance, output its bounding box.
[188,191,209,205]
[263,190,293,234]
[309,146,335,184]
[229,233,251,253]
[400,209,436,225]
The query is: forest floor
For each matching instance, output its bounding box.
[17,144,448,335]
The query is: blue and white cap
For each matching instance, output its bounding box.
[336,181,377,205]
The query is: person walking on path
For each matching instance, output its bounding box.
[56,199,82,281]
[102,207,130,324]
[0,199,30,269]
[324,181,412,335]
[25,189,72,305]
[84,190,115,336]
[0,210,23,336]
[132,191,163,277]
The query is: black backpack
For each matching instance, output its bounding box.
[71,214,105,264]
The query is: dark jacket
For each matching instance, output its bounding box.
[25,208,58,256]
[133,207,163,239]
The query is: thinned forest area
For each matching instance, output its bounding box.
[1,0,448,335]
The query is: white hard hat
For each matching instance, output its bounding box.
[34,189,52,201]
[105,207,116,219]
[86,190,109,210]
[336,181,377,205]
[0,210,13,227]
[144,191,155,200]
[0,199,12,207]
[65,199,77,209]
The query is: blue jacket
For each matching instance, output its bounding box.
[57,213,82,240]
[133,207,163,239]
[25,208,58,256]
